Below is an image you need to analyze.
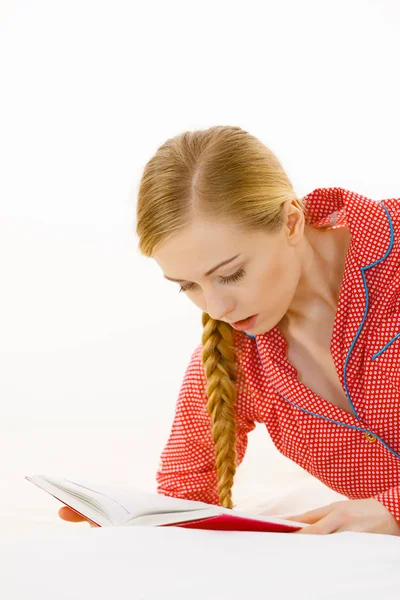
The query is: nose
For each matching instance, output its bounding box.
[205,298,236,323]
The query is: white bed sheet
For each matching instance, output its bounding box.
[2,420,397,598]
[1,525,400,600]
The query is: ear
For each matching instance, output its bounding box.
[283,198,304,244]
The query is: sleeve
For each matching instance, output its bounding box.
[372,487,400,524]
[156,343,259,506]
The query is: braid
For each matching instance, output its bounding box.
[201,311,239,509]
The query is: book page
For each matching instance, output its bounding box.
[62,479,216,518]
[27,474,305,528]
[32,475,217,523]
[58,480,304,527]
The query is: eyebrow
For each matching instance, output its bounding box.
[163,254,241,283]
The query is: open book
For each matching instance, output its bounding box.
[25,474,304,533]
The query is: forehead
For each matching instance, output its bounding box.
[153,219,246,263]
[152,217,279,277]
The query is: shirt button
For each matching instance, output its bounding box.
[364,432,377,443]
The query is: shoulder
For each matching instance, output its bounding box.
[380,196,400,215]
[345,193,400,280]
[369,197,400,280]
[379,197,400,239]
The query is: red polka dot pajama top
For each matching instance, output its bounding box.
[156,187,400,525]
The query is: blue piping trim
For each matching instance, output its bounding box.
[248,335,400,459]
[341,202,394,419]
[244,202,400,459]
[372,333,400,360]
[269,387,400,460]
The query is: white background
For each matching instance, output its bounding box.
[1,0,399,530]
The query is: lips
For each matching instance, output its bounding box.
[230,314,258,331]
[232,315,253,325]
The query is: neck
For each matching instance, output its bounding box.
[281,224,352,326]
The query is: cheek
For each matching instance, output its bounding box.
[262,260,283,292]
[259,259,291,307]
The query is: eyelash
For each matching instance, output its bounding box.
[178,268,246,293]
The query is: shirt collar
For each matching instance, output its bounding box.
[301,186,392,266]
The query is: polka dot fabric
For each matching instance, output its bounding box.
[156,187,400,524]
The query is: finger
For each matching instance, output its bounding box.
[58,506,87,522]
[286,514,308,523]
[292,512,342,535]
[286,510,323,524]
[287,502,341,525]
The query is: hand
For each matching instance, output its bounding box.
[286,498,400,535]
[58,506,98,528]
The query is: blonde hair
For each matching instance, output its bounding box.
[135,125,303,509]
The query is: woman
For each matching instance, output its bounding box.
[59,125,400,535]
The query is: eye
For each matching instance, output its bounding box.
[178,268,246,293]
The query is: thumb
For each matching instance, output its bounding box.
[58,506,87,522]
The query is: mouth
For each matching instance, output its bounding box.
[230,314,258,330]
[232,315,252,325]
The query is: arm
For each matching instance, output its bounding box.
[372,487,400,524]
[156,343,258,506]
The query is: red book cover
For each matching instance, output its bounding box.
[164,513,301,533]
[26,475,302,532]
